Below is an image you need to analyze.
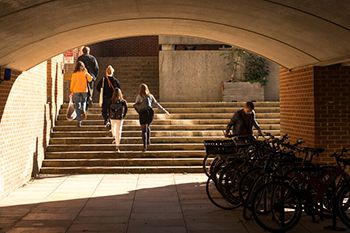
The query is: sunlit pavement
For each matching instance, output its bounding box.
[0,174,346,233]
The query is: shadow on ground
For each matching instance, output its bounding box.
[0,175,347,233]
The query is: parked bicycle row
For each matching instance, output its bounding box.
[203,133,350,233]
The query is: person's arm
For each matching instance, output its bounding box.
[123,101,128,118]
[114,78,121,89]
[85,72,93,82]
[70,75,75,93]
[93,57,99,79]
[135,95,142,104]
[252,110,262,134]
[150,95,169,114]
[226,112,238,136]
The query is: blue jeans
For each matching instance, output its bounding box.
[73,93,87,121]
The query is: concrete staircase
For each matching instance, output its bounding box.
[40,102,280,174]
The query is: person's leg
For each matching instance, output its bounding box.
[89,81,94,103]
[115,119,123,151]
[81,93,88,120]
[141,124,147,151]
[101,98,108,124]
[73,93,81,126]
[146,124,151,145]
[105,98,111,126]
[110,119,117,149]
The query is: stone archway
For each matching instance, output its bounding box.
[1,0,350,71]
[1,0,350,196]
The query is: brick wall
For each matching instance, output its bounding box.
[94,57,159,102]
[280,65,350,162]
[0,55,64,196]
[90,36,159,57]
[314,65,350,162]
[280,67,316,147]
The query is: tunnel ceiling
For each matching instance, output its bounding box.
[0,0,350,71]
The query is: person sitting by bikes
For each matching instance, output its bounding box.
[224,101,262,141]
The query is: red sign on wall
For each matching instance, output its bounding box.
[63,50,75,64]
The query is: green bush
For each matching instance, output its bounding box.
[222,48,270,86]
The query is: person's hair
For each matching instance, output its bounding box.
[139,83,151,97]
[245,101,255,110]
[111,88,124,103]
[82,46,90,54]
[106,65,115,76]
[73,61,86,73]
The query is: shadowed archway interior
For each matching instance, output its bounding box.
[1,0,350,71]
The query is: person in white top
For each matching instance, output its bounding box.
[134,83,169,152]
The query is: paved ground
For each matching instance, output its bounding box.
[0,174,347,233]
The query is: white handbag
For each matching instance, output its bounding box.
[99,77,104,107]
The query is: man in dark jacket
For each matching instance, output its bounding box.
[96,65,121,126]
[225,101,262,137]
[77,46,99,107]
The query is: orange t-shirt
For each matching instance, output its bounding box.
[70,71,93,93]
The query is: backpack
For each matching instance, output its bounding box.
[110,101,125,119]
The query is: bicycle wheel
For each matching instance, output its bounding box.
[251,181,302,233]
[203,155,222,177]
[206,171,236,210]
[220,162,244,208]
[337,184,350,228]
[239,167,266,205]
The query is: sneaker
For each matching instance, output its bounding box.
[142,146,147,152]
[77,121,82,128]
[116,148,121,153]
[105,121,111,128]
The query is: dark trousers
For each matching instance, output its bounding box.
[102,97,111,123]
[87,81,94,109]
[141,124,151,147]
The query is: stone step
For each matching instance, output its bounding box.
[42,158,203,167]
[62,102,280,108]
[59,107,280,114]
[51,131,111,138]
[57,113,280,120]
[46,143,205,152]
[50,129,280,138]
[49,136,223,144]
[40,166,203,174]
[45,151,206,159]
[53,124,280,132]
[55,118,280,126]
[42,101,280,175]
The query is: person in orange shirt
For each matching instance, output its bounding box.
[70,61,93,127]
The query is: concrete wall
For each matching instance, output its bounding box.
[0,55,64,196]
[159,50,280,102]
[159,51,230,102]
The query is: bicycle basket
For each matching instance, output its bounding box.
[203,140,236,155]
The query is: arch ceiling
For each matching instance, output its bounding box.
[0,0,350,71]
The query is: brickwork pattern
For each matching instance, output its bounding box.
[94,57,159,102]
[314,65,350,162]
[0,55,64,196]
[280,65,350,162]
[280,67,316,147]
[90,36,159,57]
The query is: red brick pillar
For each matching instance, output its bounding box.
[280,65,350,161]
